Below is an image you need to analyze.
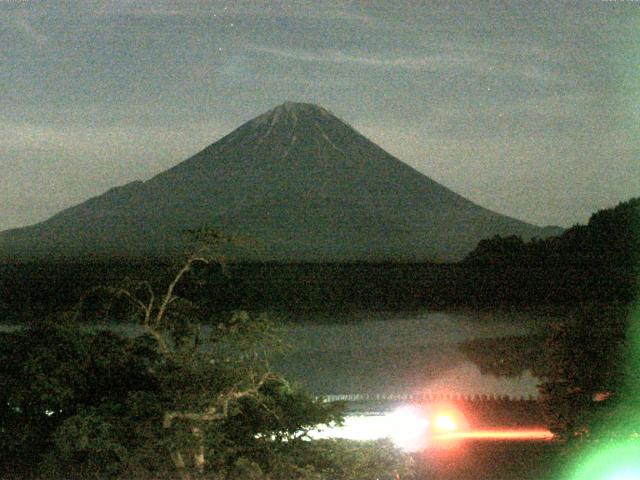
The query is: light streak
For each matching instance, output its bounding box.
[432,428,554,442]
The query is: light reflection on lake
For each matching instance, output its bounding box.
[271,311,550,397]
[309,408,432,452]
[0,310,552,398]
[308,407,553,453]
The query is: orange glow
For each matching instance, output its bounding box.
[429,404,469,433]
[432,428,554,442]
[434,414,457,432]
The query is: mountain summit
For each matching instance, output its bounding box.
[0,102,561,261]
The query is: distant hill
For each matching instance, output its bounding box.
[0,102,561,262]
[461,197,640,305]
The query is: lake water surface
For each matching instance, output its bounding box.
[1,310,554,397]
[271,310,551,397]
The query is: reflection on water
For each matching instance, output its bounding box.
[0,310,551,398]
[1,311,557,480]
[271,311,548,397]
[278,310,544,352]
[309,406,552,453]
[309,408,432,452]
[425,362,539,397]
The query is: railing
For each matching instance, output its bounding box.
[322,392,540,403]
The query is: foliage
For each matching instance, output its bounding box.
[0,318,160,478]
[3,198,638,322]
[462,197,640,306]
[538,303,631,442]
[280,438,415,480]
[0,316,343,479]
[1,236,415,479]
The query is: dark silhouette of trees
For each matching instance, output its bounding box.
[0,319,161,477]
[1,198,637,320]
[462,198,640,306]
[537,303,630,442]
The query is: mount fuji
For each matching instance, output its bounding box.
[0,102,561,262]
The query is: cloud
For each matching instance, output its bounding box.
[2,10,48,46]
[248,44,464,71]
[93,0,378,24]
[246,43,572,88]
[0,120,231,156]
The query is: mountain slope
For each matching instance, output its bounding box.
[0,102,561,262]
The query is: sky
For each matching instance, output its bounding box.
[1,0,638,231]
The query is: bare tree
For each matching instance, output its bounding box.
[75,230,283,479]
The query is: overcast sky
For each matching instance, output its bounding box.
[1,0,638,230]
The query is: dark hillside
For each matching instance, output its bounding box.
[1,199,635,321]
[461,198,640,306]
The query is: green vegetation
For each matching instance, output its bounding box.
[1,198,638,478]
[464,199,640,476]
[463,198,639,306]
[2,198,638,320]
[0,236,415,479]
[538,303,631,442]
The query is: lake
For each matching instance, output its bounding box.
[271,309,551,397]
[1,309,553,398]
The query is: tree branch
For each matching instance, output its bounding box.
[156,255,210,328]
[162,372,275,428]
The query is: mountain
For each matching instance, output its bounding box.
[0,102,562,262]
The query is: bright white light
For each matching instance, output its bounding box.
[308,406,430,452]
[607,470,640,480]
[309,413,390,442]
[387,405,430,451]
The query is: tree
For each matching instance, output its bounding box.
[461,197,640,306]
[67,231,346,479]
[0,318,161,478]
[538,303,630,442]
[2,230,417,479]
